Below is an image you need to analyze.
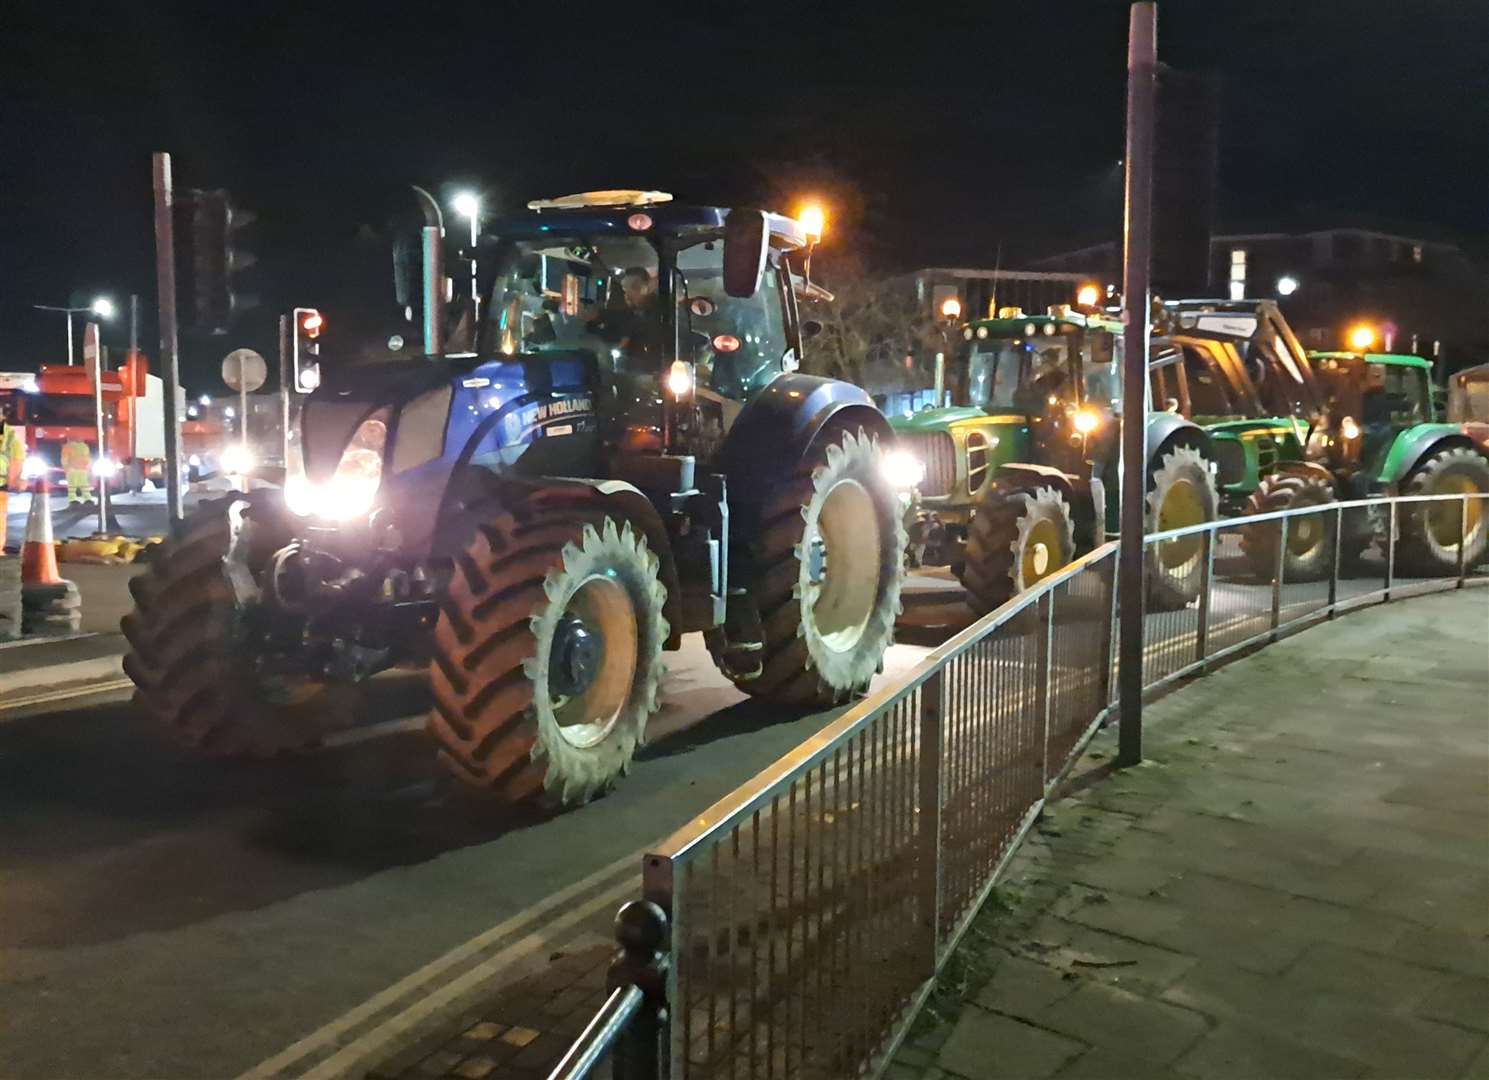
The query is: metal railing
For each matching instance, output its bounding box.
[552,491,1488,1080]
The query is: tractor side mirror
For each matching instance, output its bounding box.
[801,319,823,340]
[723,209,769,299]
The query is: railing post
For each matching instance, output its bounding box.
[917,669,944,970]
[608,901,670,1080]
[1039,592,1055,789]
[1271,516,1286,639]
[1328,506,1342,616]
[1457,496,1468,587]
[1195,529,1213,670]
[1385,500,1397,602]
[1098,552,1118,711]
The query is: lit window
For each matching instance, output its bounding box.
[1228,248,1247,300]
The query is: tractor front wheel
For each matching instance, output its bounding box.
[1397,447,1489,575]
[1145,445,1220,611]
[711,428,905,707]
[428,489,667,805]
[1240,473,1337,582]
[121,496,356,754]
[958,485,1076,617]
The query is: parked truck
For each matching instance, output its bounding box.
[0,356,168,491]
[122,192,907,805]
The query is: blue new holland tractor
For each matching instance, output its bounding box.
[122,192,906,805]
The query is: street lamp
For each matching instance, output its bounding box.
[940,296,962,321]
[33,295,116,365]
[453,191,480,322]
[1347,323,1377,352]
[1276,275,1299,297]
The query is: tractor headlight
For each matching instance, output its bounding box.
[288,411,387,521]
[1072,407,1102,435]
[881,449,926,491]
[22,455,48,480]
[92,456,118,479]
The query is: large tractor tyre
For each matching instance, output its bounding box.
[1145,445,1220,611]
[121,497,356,754]
[428,494,667,805]
[712,428,906,708]
[1396,447,1489,576]
[958,486,1076,617]
[1239,473,1338,583]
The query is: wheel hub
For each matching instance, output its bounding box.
[549,614,604,699]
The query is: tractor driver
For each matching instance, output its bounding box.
[1015,345,1072,417]
[586,267,665,373]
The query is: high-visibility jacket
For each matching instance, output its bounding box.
[61,440,92,472]
[0,424,20,491]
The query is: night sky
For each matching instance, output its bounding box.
[4,1,1485,391]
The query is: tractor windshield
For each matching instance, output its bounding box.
[482,235,662,374]
[675,245,790,401]
[18,394,97,426]
[1315,357,1430,433]
[966,343,1025,411]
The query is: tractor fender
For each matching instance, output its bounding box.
[718,374,894,528]
[1146,412,1213,469]
[1378,425,1478,489]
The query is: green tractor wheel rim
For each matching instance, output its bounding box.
[1426,474,1482,548]
[809,478,881,654]
[1022,517,1064,585]
[550,573,638,750]
[1157,478,1206,569]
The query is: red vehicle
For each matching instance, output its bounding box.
[0,354,167,491]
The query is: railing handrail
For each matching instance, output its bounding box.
[545,985,644,1080]
[1145,490,1483,544]
[647,542,1116,863]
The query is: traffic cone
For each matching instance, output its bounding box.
[20,474,80,636]
[20,475,62,586]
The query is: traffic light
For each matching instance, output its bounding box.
[293,307,323,392]
[185,189,258,333]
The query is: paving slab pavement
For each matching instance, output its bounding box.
[892,588,1488,1080]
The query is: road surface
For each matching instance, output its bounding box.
[0,547,1466,1077]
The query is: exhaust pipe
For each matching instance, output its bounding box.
[422,225,444,356]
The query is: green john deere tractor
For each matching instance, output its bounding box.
[1241,350,1489,579]
[890,307,1222,615]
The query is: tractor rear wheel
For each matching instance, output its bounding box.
[428,488,667,805]
[1240,473,1337,582]
[121,496,356,754]
[958,485,1076,617]
[1397,446,1489,575]
[710,428,905,707]
[1145,445,1220,611]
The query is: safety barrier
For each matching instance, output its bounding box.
[552,491,1489,1080]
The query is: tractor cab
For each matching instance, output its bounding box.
[961,308,1121,479]
[1308,351,1438,482]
